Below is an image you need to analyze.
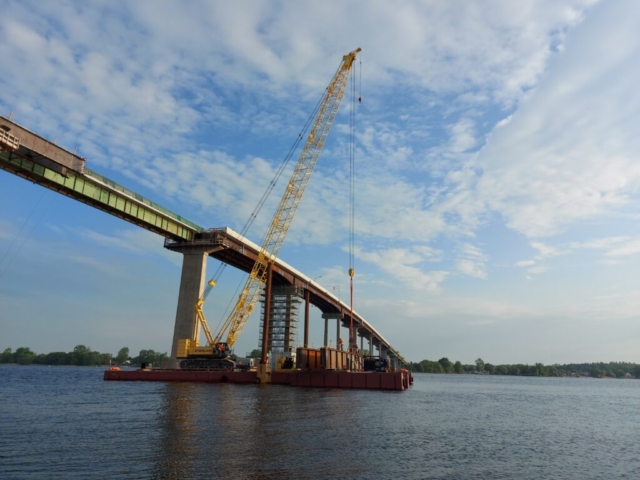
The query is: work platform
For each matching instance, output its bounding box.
[104,368,413,391]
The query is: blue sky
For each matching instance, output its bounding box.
[2,0,640,364]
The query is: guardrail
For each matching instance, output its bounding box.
[0,129,20,151]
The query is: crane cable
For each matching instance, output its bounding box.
[348,56,360,350]
[203,67,343,339]
[202,92,324,302]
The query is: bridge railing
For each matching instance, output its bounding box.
[84,168,203,233]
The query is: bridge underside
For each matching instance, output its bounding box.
[166,230,409,366]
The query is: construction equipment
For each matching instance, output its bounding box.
[177,48,362,369]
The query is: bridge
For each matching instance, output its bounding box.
[0,115,408,367]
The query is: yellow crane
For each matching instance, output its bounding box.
[177,48,361,369]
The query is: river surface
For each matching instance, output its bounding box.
[0,365,638,479]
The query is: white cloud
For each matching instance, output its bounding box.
[474,0,640,238]
[605,238,640,257]
[527,265,550,275]
[456,243,488,279]
[413,245,444,262]
[515,260,535,267]
[571,236,629,250]
[356,247,448,292]
[514,241,565,276]
[530,241,562,259]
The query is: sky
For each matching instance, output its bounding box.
[1,0,640,365]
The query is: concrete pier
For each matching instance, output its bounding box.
[322,313,344,348]
[169,245,223,362]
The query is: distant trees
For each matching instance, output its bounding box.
[407,358,640,379]
[410,360,444,373]
[116,347,130,364]
[131,349,167,365]
[438,357,453,373]
[14,347,35,365]
[0,345,168,367]
[1,348,12,363]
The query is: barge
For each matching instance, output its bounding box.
[104,347,413,391]
[103,367,413,391]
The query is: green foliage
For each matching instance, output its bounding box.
[116,347,130,364]
[2,348,13,363]
[131,349,167,366]
[406,358,640,379]
[14,347,35,365]
[248,349,263,358]
[438,357,453,373]
[0,345,170,367]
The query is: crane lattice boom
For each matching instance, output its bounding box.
[212,48,361,347]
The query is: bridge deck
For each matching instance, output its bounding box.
[0,116,202,241]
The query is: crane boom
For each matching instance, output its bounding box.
[211,48,361,348]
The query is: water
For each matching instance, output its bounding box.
[1,366,639,479]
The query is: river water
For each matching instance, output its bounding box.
[1,365,638,479]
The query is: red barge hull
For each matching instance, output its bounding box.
[104,369,413,391]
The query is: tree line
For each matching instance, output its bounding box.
[409,357,640,379]
[1,345,167,367]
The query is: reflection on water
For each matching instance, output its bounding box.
[153,384,367,479]
[1,366,639,479]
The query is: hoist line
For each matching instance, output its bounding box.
[201,74,333,303]
[205,63,346,341]
[348,63,357,348]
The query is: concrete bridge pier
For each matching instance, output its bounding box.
[303,290,310,348]
[353,323,365,352]
[322,313,344,348]
[168,244,223,364]
[323,318,328,346]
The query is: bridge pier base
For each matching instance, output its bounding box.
[167,244,223,366]
[322,312,344,349]
[324,318,329,347]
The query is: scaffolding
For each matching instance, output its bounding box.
[259,286,304,354]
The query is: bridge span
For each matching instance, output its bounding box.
[0,114,407,367]
[165,228,408,365]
